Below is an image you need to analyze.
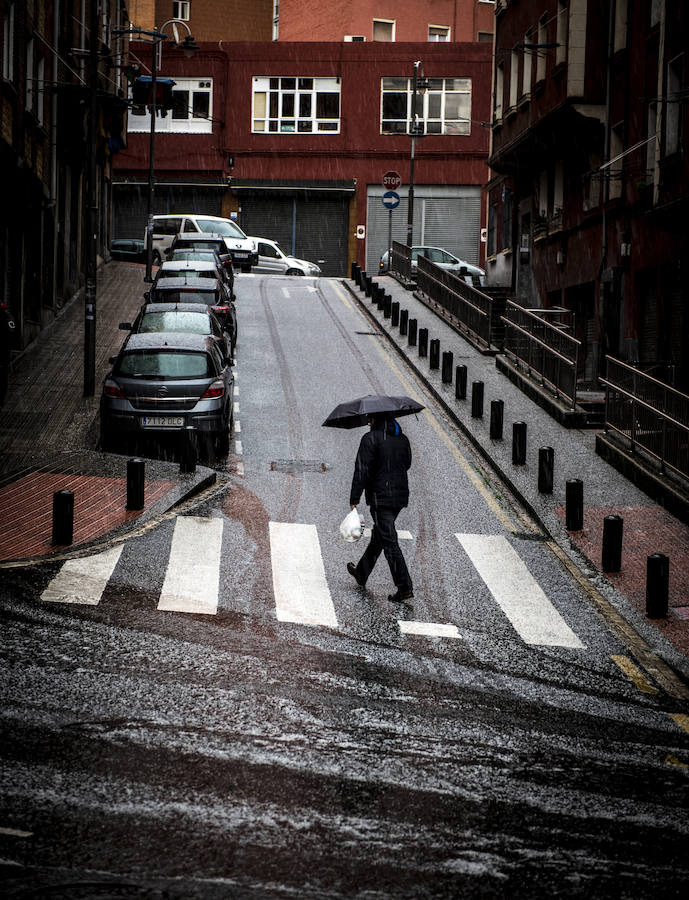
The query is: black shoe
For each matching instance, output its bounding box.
[347,562,366,587]
[388,588,414,604]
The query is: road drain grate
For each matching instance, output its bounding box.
[270,459,329,474]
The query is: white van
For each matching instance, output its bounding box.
[147,214,258,271]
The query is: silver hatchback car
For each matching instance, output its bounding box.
[100,332,234,453]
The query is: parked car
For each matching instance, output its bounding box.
[110,238,145,262]
[167,247,235,295]
[145,277,237,354]
[154,259,235,297]
[165,237,235,296]
[148,214,258,271]
[100,332,235,453]
[248,237,322,276]
[379,246,485,284]
[119,302,232,363]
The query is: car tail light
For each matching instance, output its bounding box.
[212,305,229,313]
[103,378,124,398]
[201,380,225,399]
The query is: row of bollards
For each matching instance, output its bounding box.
[352,265,671,620]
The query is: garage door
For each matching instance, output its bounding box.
[366,185,482,272]
[240,194,349,277]
[112,185,223,241]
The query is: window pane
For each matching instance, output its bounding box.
[428,94,441,117]
[383,77,408,90]
[192,92,209,119]
[280,120,295,132]
[382,92,407,119]
[282,93,294,116]
[298,120,312,132]
[254,92,266,117]
[281,77,296,89]
[269,93,278,116]
[172,90,189,119]
[269,77,279,89]
[298,78,313,89]
[299,94,312,116]
[428,78,444,91]
[316,92,339,118]
[318,122,338,131]
[382,121,407,133]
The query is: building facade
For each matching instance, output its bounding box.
[113,39,493,277]
[126,0,272,41]
[487,0,689,390]
[275,0,496,44]
[0,0,130,350]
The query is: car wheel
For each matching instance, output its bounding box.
[152,250,162,267]
[215,415,230,454]
[286,268,304,276]
[241,265,251,273]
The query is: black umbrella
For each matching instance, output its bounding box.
[322,394,425,429]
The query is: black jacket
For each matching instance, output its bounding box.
[349,418,412,509]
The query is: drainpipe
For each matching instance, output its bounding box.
[49,0,60,313]
[599,0,616,374]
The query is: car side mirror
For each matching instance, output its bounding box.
[109,355,117,365]
[143,291,150,301]
[119,322,132,331]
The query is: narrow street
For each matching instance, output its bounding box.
[1,270,689,898]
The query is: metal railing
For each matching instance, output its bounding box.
[601,357,689,480]
[416,255,502,350]
[391,241,414,282]
[501,300,580,407]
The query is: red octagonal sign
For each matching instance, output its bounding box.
[382,170,402,190]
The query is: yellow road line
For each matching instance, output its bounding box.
[331,282,518,533]
[670,713,689,734]
[665,754,689,769]
[610,655,660,695]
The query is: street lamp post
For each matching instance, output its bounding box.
[116,20,198,281]
[406,61,428,248]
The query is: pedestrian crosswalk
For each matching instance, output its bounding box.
[40,516,587,649]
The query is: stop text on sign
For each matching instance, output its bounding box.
[382,170,402,190]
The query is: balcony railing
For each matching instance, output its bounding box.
[601,357,689,481]
[501,301,580,407]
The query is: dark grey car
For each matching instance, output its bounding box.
[100,332,234,453]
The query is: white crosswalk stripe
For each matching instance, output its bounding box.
[41,545,123,605]
[269,521,338,628]
[157,516,224,615]
[455,533,585,649]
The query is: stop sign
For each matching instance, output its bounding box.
[382,170,402,190]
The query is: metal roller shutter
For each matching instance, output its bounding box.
[113,185,223,240]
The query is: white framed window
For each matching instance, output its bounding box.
[3,0,15,82]
[25,37,34,111]
[521,31,532,98]
[381,77,472,135]
[373,19,395,41]
[494,63,504,120]
[173,1,190,21]
[128,78,213,133]
[509,47,519,109]
[252,76,341,133]
[428,25,450,42]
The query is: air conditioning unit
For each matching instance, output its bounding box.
[344,35,366,42]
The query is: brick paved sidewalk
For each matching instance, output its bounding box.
[0,262,216,562]
[349,274,689,667]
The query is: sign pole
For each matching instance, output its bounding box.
[387,208,392,261]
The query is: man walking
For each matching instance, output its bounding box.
[346,413,413,604]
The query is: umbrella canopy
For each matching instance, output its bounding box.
[322,394,425,429]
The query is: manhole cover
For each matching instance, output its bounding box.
[270,459,328,473]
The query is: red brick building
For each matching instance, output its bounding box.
[487,0,689,390]
[276,0,496,44]
[113,39,492,276]
[126,0,273,40]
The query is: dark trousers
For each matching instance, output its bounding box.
[356,505,412,592]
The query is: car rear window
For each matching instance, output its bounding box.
[116,350,212,379]
[151,290,215,304]
[138,312,210,334]
[158,268,217,280]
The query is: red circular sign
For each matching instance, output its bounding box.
[382,170,402,190]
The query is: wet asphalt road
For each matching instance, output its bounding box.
[1,273,689,898]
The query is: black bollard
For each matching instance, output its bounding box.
[52,489,74,545]
[441,351,454,384]
[364,274,372,297]
[565,479,584,531]
[391,301,400,327]
[512,421,527,464]
[455,365,467,400]
[646,553,669,618]
[126,457,145,510]
[429,339,440,370]
[358,270,366,291]
[383,294,392,318]
[602,514,624,573]
[375,284,384,308]
[471,381,484,418]
[351,262,359,281]
[179,426,197,474]
[408,318,417,346]
[400,309,408,335]
[538,447,554,494]
[418,328,428,357]
[489,399,504,439]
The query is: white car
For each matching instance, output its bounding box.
[249,237,321,276]
[147,214,258,271]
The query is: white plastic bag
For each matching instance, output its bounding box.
[340,507,364,542]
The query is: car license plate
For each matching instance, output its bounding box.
[233,252,249,259]
[141,416,184,428]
